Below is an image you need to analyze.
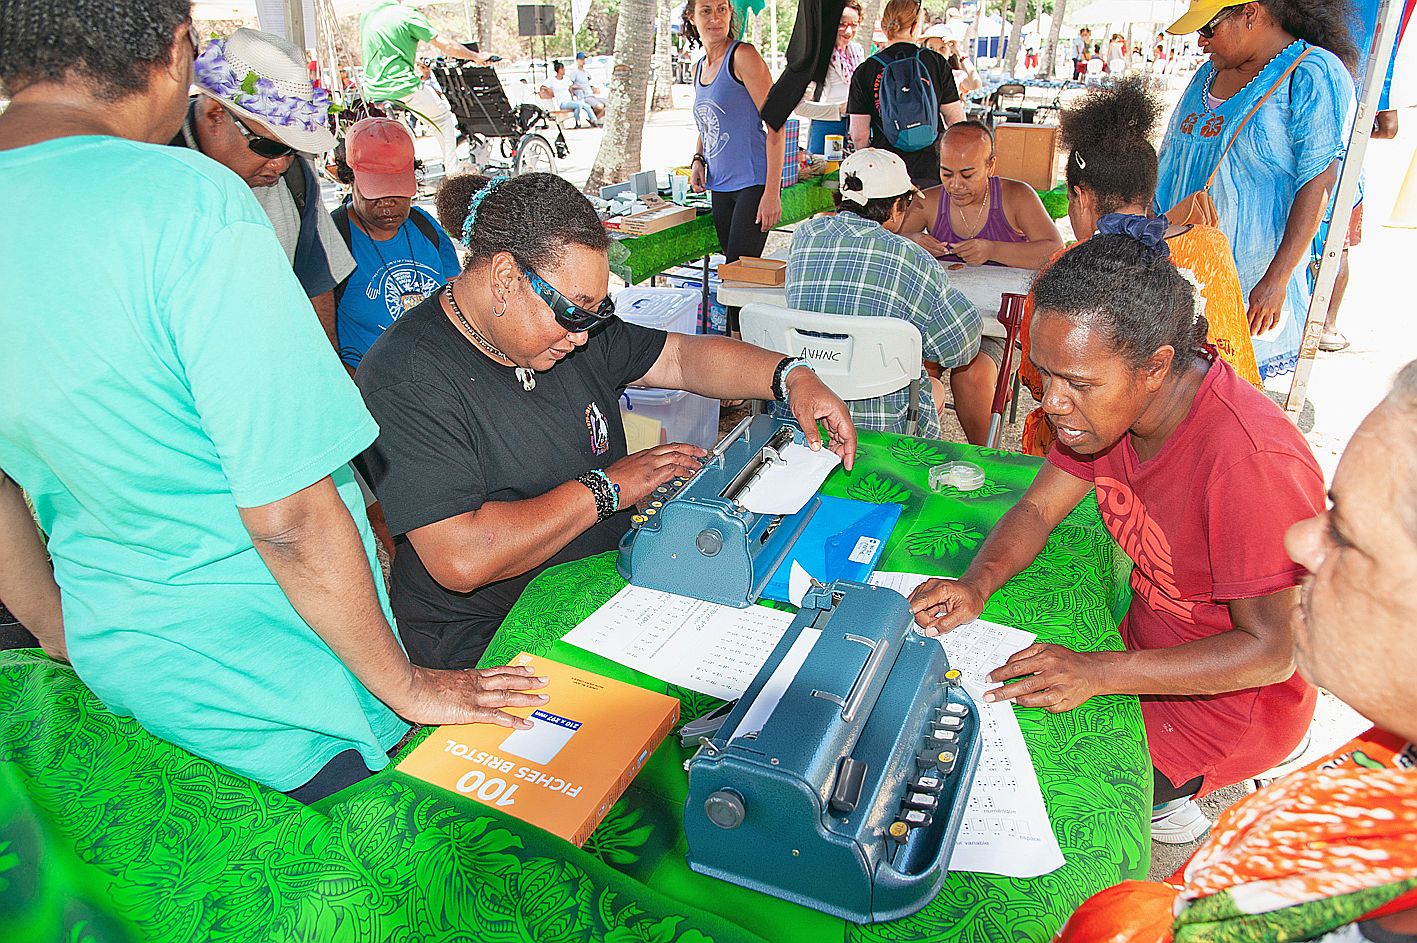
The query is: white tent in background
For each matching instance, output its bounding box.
[1065,0,1188,26]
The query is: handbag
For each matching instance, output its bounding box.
[1166,46,1315,227]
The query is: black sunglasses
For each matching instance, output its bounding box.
[1198,5,1241,39]
[523,266,615,332]
[228,110,296,160]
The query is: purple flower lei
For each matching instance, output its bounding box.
[194,39,333,134]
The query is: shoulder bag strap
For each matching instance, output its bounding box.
[1204,45,1314,192]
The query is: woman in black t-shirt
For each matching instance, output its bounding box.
[355,173,857,669]
[847,0,966,188]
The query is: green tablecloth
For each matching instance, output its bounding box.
[613,178,839,285]
[612,179,1070,288]
[0,433,1147,943]
[483,432,1148,942]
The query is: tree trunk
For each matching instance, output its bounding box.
[1004,0,1028,74]
[476,0,496,50]
[586,0,656,190]
[1041,0,1068,79]
[858,0,883,52]
[651,0,674,111]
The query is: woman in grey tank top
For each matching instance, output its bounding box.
[684,0,784,333]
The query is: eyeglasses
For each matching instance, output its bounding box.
[1197,5,1240,39]
[228,111,296,160]
[523,266,615,333]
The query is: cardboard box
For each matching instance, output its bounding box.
[398,652,680,846]
[718,257,787,286]
[610,204,696,236]
[994,123,1060,192]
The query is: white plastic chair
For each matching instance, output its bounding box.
[738,303,925,435]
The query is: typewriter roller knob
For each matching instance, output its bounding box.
[695,528,724,557]
[704,789,746,829]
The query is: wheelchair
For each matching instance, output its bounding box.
[431,63,569,175]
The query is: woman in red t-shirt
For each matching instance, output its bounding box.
[910,232,1324,845]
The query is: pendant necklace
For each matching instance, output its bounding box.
[445,285,536,391]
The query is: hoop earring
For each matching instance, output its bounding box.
[493,293,509,318]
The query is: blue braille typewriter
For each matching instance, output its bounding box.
[682,580,981,923]
[616,414,821,608]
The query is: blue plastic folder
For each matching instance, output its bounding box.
[761,496,903,605]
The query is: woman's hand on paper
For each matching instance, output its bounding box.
[397,664,550,729]
[983,643,1106,712]
[909,578,986,636]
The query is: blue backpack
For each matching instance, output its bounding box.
[872,49,940,152]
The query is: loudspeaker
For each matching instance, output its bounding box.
[517,4,556,36]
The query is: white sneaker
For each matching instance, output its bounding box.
[1151,798,1211,845]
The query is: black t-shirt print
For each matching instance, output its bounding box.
[847,42,961,186]
[355,294,668,669]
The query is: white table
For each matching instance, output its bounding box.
[714,251,1035,339]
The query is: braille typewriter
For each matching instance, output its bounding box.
[682,580,980,923]
[616,414,821,607]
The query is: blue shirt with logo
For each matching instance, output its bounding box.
[336,205,461,367]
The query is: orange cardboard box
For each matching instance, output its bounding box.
[398,653,680,846]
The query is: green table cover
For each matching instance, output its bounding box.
[613,179,838,285]
[0,432,1147,943]
[612,180,1069,287]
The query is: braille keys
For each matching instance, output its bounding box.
[911,774,944,794]
[902,792,938,812]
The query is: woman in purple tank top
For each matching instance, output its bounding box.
[684,0,784,333]
[897,120,1062,269]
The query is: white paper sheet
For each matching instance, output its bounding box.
[731,628,821,740]
[561,585,796,700]
[869,571,1065,877]
[736,442,841,515]
[948,694,1066,877]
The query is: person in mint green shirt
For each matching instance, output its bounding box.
[360,0,491,174]
[0,0,546,802]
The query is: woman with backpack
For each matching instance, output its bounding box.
[685,0,785,334]
[847,0,966,188]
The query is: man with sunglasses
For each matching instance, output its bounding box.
[173,29,356,332]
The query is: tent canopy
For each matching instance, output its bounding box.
[1065,0,1187,26]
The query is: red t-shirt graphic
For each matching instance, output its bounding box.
[1048,352,1324,794]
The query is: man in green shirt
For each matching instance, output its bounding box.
[360,0,490,174]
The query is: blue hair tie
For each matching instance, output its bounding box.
[1096,213,1170,259]
[462,175,511,247]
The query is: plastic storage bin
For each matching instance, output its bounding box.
[613,286,702,335]
[621,387,721,450]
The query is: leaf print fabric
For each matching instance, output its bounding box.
[2,431,1148,943]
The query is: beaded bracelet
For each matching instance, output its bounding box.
[590,468,620,513]
[772,356,813,402]
[576,471,618,521]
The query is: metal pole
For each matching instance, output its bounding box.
[284,0,306,50]
[464,0,475,38]
[1284,0,1401,416]
[770,0,779,72]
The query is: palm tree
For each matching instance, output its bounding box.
[1004,0,1029,73]
[1042,0,1070,78]
[586,0,656,189]
[652,0,675,111]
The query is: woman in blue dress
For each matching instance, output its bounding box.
[1155,0,1358,381]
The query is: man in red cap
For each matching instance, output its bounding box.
[327,117,461,372]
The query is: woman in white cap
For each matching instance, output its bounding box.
[174,29,357,337]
